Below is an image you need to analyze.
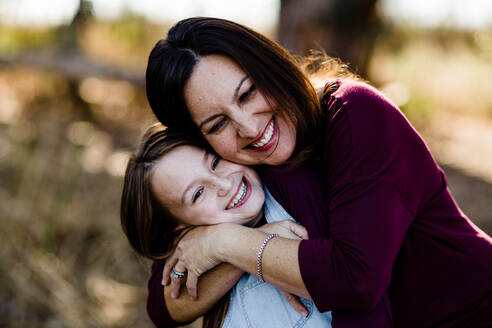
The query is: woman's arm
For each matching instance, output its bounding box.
[219,224,309,298]
[263,81,426,313]
[165,82,427,315]
[163,183,411,313]
[164,220,311,300]
[150,220,310,325]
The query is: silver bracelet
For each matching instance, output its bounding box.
[257,233,279,282]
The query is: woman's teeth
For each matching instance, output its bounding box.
[251,120,274,148]
[227,179,247,209]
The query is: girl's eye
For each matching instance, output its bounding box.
[207,118,227,134]
[211,156,221,170]
[192,187,204,203]
[239,84,256,103]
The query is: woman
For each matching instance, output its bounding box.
[120,124,333,327]
[145,17,492,327]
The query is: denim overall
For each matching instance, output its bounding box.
[221,187,333,328]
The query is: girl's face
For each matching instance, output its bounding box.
[150,145,264,228]
[184,54,297,166]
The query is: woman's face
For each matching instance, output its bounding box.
[150,145,264,228]
[184,54,297,166]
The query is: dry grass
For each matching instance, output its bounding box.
[0,67,156,327]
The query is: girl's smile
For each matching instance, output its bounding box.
[150,145,265,228]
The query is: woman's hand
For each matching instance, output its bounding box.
[256,220,309,240]
[163,225,224,300]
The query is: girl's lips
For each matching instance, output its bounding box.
[246,118,278,152]
[226,176,251,210]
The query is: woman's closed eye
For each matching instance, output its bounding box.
[239,84,256,103]
[192,187,204,203]
[207,117,227,134]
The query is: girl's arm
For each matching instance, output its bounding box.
[163,263,243,323]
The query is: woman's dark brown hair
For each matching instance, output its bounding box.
[146,17,353,163]
[120,123,228,327]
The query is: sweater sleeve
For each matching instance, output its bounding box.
[298,81,420,313]
[147,261,189,328]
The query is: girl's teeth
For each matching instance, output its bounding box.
[228,180,247,209]
[252,120,274,148]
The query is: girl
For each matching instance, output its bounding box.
[120,124,333,327]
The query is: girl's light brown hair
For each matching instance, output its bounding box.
[120,123,229,328]
[120,123,208,260]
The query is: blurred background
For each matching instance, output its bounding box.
[0,0,491,327]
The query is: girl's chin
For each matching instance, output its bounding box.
[243,211,264,227]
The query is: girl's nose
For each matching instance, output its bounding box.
[214,176,233,197]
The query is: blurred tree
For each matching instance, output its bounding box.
[278,0,382,78]
[58,0,94,51]
[0,0,143,89]
[58,0,95,119]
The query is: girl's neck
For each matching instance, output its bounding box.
[244,207,266,228]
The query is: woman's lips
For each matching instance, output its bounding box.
[246,118,278,152]
[226,176,251,210]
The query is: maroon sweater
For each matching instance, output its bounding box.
[265,81,492,327]
[146,81,492,327]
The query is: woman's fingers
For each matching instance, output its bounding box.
[280,290,308,317]
[186,272,199,300]
[162,255,179,286]
[161,225,222,299]
[169,261,187,299]
[288,221,309,240]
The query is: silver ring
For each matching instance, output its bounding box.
[171,268,186,279]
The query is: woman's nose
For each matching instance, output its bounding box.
[232,111,259,139]
[237,122,258,139]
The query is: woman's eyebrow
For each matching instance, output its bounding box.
[233,76,248,101]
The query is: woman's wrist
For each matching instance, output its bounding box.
[215,223,259,263]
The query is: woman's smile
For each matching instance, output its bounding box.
[245,118,278,151]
